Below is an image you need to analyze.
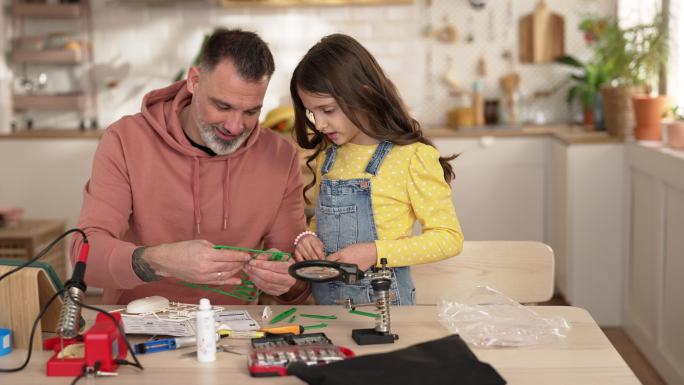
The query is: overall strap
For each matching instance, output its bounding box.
[364,140,394,176]
[321,145,338,176]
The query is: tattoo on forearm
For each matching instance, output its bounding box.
[131,247,161,282]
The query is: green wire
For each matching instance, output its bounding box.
[299,314,337,320]
[302,323,328,330]
[349,309,380,319]
[214,245,291,261]
[178,245,291,301]
[269,307,297,325]
[180,272,261,302]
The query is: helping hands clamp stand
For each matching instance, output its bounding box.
[347,259,398,345]
[289,258,398,345]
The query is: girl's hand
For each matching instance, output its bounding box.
[326,242,378,271]
[294,235,325,261]
[243,250,296,296]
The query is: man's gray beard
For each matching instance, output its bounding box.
[197,123,252,155]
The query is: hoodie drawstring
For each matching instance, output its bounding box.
[191,156,230,234]
[223,158,230,230]
[192,157,201,235]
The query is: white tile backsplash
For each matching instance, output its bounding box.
[317,6,352,21]
[0,0,616,130]
[351,6,391,21]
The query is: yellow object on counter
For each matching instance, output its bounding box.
[260,324,304,335]
[447,107,474,128]
[64,41,82,52]
[262,105,295,132]
[217,329,265,339]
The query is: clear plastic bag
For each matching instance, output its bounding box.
[438,286,571,347]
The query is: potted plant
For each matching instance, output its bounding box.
[593,18,641,137]
[580,14,668,140]
[626,14,669,141]
[593,14,668,139]
[556,55,609,129]
[665,106,684,149]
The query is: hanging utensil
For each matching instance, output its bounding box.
[436,16,458,44]
[519,0,565,63]
[469,0,487,10]
[466,16,474,43]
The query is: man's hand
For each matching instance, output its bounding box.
[243,250,296,296]
[326,242,378,271]
[293,235,325,261]
[142,240,251,285]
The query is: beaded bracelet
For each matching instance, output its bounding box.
[294,231,318,246]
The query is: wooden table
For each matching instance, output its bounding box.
[0,305,639,384]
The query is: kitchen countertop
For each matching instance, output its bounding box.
[0,124,624,145]
[628,139,684,163]
[424,124,625,145]
[0,128,104,139]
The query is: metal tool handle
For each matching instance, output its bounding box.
[56,286,84,339]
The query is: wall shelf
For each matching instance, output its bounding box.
[217,0,413,6]
[13,93,87,110]
[116,0,412,4]
[8,1,97,130]
[11,49,84,65]
[10,2,83,18]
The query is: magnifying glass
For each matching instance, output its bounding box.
[288,260,365,284]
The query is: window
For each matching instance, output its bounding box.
[619,0,684,104]
[669,0,684,106]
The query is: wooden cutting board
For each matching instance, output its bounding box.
[519,0,565,63]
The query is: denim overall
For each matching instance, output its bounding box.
[312,140,416,306]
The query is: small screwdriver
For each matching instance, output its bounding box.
[259,324,304,335]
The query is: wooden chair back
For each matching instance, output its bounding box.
[412,241,555,304]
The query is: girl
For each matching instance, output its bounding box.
[290,34,463,306]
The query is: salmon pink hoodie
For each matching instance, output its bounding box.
[71,81,307,304]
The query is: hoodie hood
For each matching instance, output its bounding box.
[140,80,263,233]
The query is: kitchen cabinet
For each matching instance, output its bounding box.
[547,139,624,325]
[433,133,626,326]
[432,136,547,242]
[8,0,97,130]
[624,143,684,385]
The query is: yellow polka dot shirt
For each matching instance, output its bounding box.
[309,141,464,267]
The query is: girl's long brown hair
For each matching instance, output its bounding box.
[290,34,456,204]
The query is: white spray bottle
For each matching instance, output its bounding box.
[196,298,216,362]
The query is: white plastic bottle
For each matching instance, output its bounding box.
[196,298,216,362]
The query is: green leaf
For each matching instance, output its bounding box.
[556,55,585,69]
[566,86,580,104]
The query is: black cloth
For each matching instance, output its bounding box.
[288,334,506,385]
[183,130,216,156]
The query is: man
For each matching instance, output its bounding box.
[71,29,309,305]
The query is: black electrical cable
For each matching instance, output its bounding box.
[70,361,100,385]
[69,372,86,385]
[0,289,63,373]
[0,228,87,283]
[0,228,86,373]
[0,228,143,375]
